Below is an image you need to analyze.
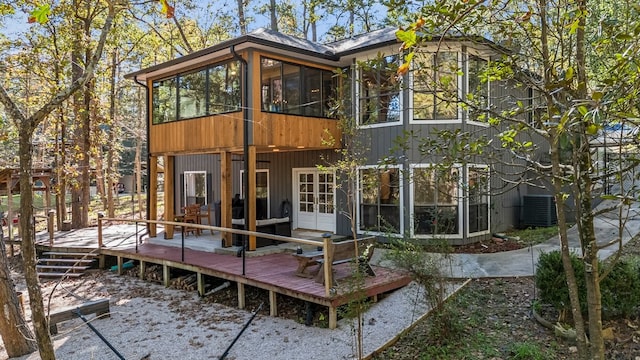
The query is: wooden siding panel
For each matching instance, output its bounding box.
[149,114,245,154]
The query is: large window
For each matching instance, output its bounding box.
[468,166,489,233]
[178,70,207,120]
[467,55,489,123]
[358,167,401,234]
[209,62,241,114]
[260,57,335,117]
[411,165,461,236]
[152,60,241,124]
[152,78,177,124]
[358,55,401,125]
[412,51,459,121]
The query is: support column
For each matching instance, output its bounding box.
[164,155,175,239]
[247,146,257,251]
[237,282,245,309]
[148,155,158,237]
[220,151,233,247]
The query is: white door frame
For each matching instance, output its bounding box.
[292,167,336,232]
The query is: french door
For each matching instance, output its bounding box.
[294,169,335,232]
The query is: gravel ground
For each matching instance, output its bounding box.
[2,268,463,360]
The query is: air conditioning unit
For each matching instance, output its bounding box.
[522,195,557,227]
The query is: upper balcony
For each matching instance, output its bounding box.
[134,46,342,156]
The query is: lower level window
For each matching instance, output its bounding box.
[412,166,460,235]
[359,167,401,233]
[468,166,489,233]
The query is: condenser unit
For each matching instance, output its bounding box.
[522,195,557,227]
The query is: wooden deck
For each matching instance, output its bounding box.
[33,225,412,329]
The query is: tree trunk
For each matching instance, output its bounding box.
[0,238,37,357]
[269,0,278,31]
[19,125,56,360]
[71,18,83,229]
[107,50,117,218]
[237,0,247,35]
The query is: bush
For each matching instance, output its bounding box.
[536,251,640,319]
[600,261,640,318]
[535,251,585,314]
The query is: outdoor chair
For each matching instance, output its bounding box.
[182,204,201,236]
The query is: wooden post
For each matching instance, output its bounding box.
[329,306,337,329]
[117,256,123,275]
[47,209,55,247]
[7,183,13,243]
[97,212,104,247]
[197,273,204,297]
[139,260,146,280]
[149,155,158,237]
[323,234,333,296]
[163,264,170,287]
[269,290,277,316]
[247,146,257,251]
[164,155,175,239]
[237,282,245,309]
[221,151,232,247]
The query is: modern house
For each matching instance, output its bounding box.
[126,27,535,249]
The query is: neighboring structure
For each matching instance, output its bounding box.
[126,27,536,248]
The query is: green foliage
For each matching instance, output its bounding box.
[600,261,640,318]
[536,251,640,319]
[505,226,560,245]
[507,341,552,360]
[536,251,585,314]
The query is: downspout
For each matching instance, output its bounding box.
[231,45,250,276]
[133,75,151,225]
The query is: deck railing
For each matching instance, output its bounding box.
[97,216,336,296]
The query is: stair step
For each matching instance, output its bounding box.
[37,272,84,278]
[38,258,95,264]
[42,252,98,257]
[36,265,91,271]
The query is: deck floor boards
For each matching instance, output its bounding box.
[35,225,411,317]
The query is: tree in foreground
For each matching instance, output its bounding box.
[0,1,117,358]
[394,0,640,358]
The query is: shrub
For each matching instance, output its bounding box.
[535,251,585,315]
[536,251,640,319]
[600,261,640,318]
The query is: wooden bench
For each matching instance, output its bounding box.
[48,298,110,335]
[292,250,324,277]
[313,237,377,286]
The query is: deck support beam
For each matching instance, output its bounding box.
[139,260,146,280]
[148,155,158,237]
[237,282,245,309]
[269,290,277,316]
[117,256,123,275]
[329,306,337,330]
[220,151,232,247]
[197,273,205,296]
[164,155,175,239]
[247,146,257,251]
[163,264,170,287]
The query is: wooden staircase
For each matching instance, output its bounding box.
[36,251,98,278]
